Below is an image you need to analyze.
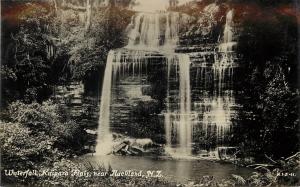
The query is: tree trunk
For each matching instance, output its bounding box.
[85,0,92,32]
[52,0,58,13]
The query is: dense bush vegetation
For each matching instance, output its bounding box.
[0,1,136,185]
[1,1,134,105]
[0,101,86,183]
[68,6,133,81]
[231,2,299,159]
[1,2,59,104]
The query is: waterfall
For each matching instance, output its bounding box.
[164,56,173,151]
[191,9,237,148]
[201,95,235,142]
[164,54,193,156]
[96,8,237,157]
[208,9,237,142]
[126,12,192,156]
[178,54,192,155]
[165,13,180,47]
[213,10,236,91]
[127,13,161,50]
[127,12,181,51]
[95,51,115,155]
[218,10,236,53]
[222,10,234,47]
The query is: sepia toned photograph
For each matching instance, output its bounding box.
[1,0,299,186]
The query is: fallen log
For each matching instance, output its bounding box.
[285,152,300,161]
[247,164,274,168]
[265,154,278,164]
[61,3,86,11]
[113,143,127,153]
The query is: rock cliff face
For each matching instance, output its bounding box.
[52,1,242,155]
[53,82,98,128]
[92,1,242,156]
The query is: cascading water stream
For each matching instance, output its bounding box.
[213,10,236,92]
[96,11,192,156]
[178,54,192,155]
[96,8,238,157]
[164,56,173,151]
[165,13,180,47]
[164,54,193,156]
[191,9,237,147]
[126,12,183,51]
[95,51,115,155]
[209,9,237,141]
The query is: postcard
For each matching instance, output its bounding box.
[1,0,299,186]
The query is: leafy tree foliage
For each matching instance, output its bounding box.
[0,101,86,173]
[232,6,299,159]
[69,6,134,82]
[1,2,70,105]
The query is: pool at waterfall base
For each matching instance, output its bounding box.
[79,155,253,183]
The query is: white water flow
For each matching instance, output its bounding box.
[165,13,180,47]
[127,12,181,51]
[191,9,237,144]
[164,56,173,151]
[201,94,235,141]
[164,54,193,156]
[178,54,192,154]
[95,51,115,155]
[213,10,236,91]
[207,9,236,141]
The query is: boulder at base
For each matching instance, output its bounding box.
[111,137,161,156]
